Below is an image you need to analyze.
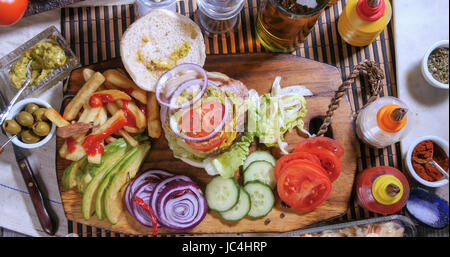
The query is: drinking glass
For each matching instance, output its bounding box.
[256,0,330,52]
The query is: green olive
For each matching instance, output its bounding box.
[21,130,41,144]
[25,103,40,114]
[2,120,22,135]
[15,111,34,127]
[32,121,51,137]
[33,108,48,122]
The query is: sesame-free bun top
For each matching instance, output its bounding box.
[120,9,206,92]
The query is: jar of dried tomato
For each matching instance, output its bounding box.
[356,166,410,215]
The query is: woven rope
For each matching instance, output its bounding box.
[316,60,385,137]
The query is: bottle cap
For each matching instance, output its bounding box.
[372,175,404,205]
[377,104,408,133]
[356,0,386,21]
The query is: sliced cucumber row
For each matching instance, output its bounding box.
[205,176,240,212]
[206,151,277,221]
[243,160,277,189]
[243,150,276,170]
[244,181,275,218]
[219,187,251,221]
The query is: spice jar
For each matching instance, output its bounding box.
[136,0,177,17]
[196,0,245,36]
[355,96,412,148]
[356,166,410,215]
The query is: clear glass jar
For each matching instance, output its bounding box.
[196,0,245,36]
[136,0,177,17]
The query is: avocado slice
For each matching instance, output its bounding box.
[81,138,130,220]
[62,156,87,189]
[87,138,129,177]
[94,147,138,220]
[103,142,151,225]
[76,139,128,193]
[74,159,90,192]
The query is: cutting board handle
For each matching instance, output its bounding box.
[316,60,384,137]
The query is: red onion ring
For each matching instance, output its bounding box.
[150,175,193,215]
[124,170,173,212]
[155,64,208,109]
[169,96,231,142]
[125,170,207,232]
[155,181,208,230]
[128,182,161,227]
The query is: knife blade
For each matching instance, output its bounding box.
[1,91,56,236]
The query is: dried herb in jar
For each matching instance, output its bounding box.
[427,47,449,84]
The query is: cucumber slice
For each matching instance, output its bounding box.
[219,187,251,221]
[243,161,276,189]
[244,181,275,218]
[205,176,240,212]
[243,150,276,170]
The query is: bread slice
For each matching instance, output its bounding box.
[120,9,206,92]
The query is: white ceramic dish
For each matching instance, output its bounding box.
[421,40,449,90]
[4,98,56,149]
[405,136,449,188]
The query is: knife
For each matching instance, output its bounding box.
[0,91,56,236]
[12,144,56,236]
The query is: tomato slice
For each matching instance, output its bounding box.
[180,101,226,152]
[277,163,332,212]
[274,152,323,180]
[185,132,227,151]
[307,148,342,182]
[294,137,345,158]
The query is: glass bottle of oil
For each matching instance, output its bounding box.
[337,0,392,47]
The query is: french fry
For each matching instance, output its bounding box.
[92,110,126,136]
[83,111,126,163]
[118,129,138,147]
[105,102,144,134]
[147,92,162,138]
[103,69,147,104]
[78,105,102,124]
[45,107,71,127]
[105,136,117,144]
[93,106,108,128]
[92,89,132,102]
[59,135,87,161]
[115,100,146,129]
[83,68,95,82]
[63,72,105,121]
[87,142,103,164]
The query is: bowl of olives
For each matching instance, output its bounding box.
[2,98,56,149]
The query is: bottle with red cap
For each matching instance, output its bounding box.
[337,0,392,47]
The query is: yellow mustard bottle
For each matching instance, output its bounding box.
[337,0,392,47]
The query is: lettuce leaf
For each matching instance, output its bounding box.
[257,77,311,154]
[203,132,255,178]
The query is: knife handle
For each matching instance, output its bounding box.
[17,158,56,236]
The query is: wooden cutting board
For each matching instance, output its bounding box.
[56,53,359,235]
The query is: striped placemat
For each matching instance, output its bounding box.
[60,0,401,237]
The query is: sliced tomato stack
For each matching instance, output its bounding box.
[275,137,344,213]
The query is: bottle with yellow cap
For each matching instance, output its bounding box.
[356,96,412,148]
[356,166,410,215]
[337,0,392,47]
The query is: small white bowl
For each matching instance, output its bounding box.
[421,40,449,90]
[405,136,449,188]
[4,98,56,149]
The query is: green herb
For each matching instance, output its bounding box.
[427,47,449,84]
